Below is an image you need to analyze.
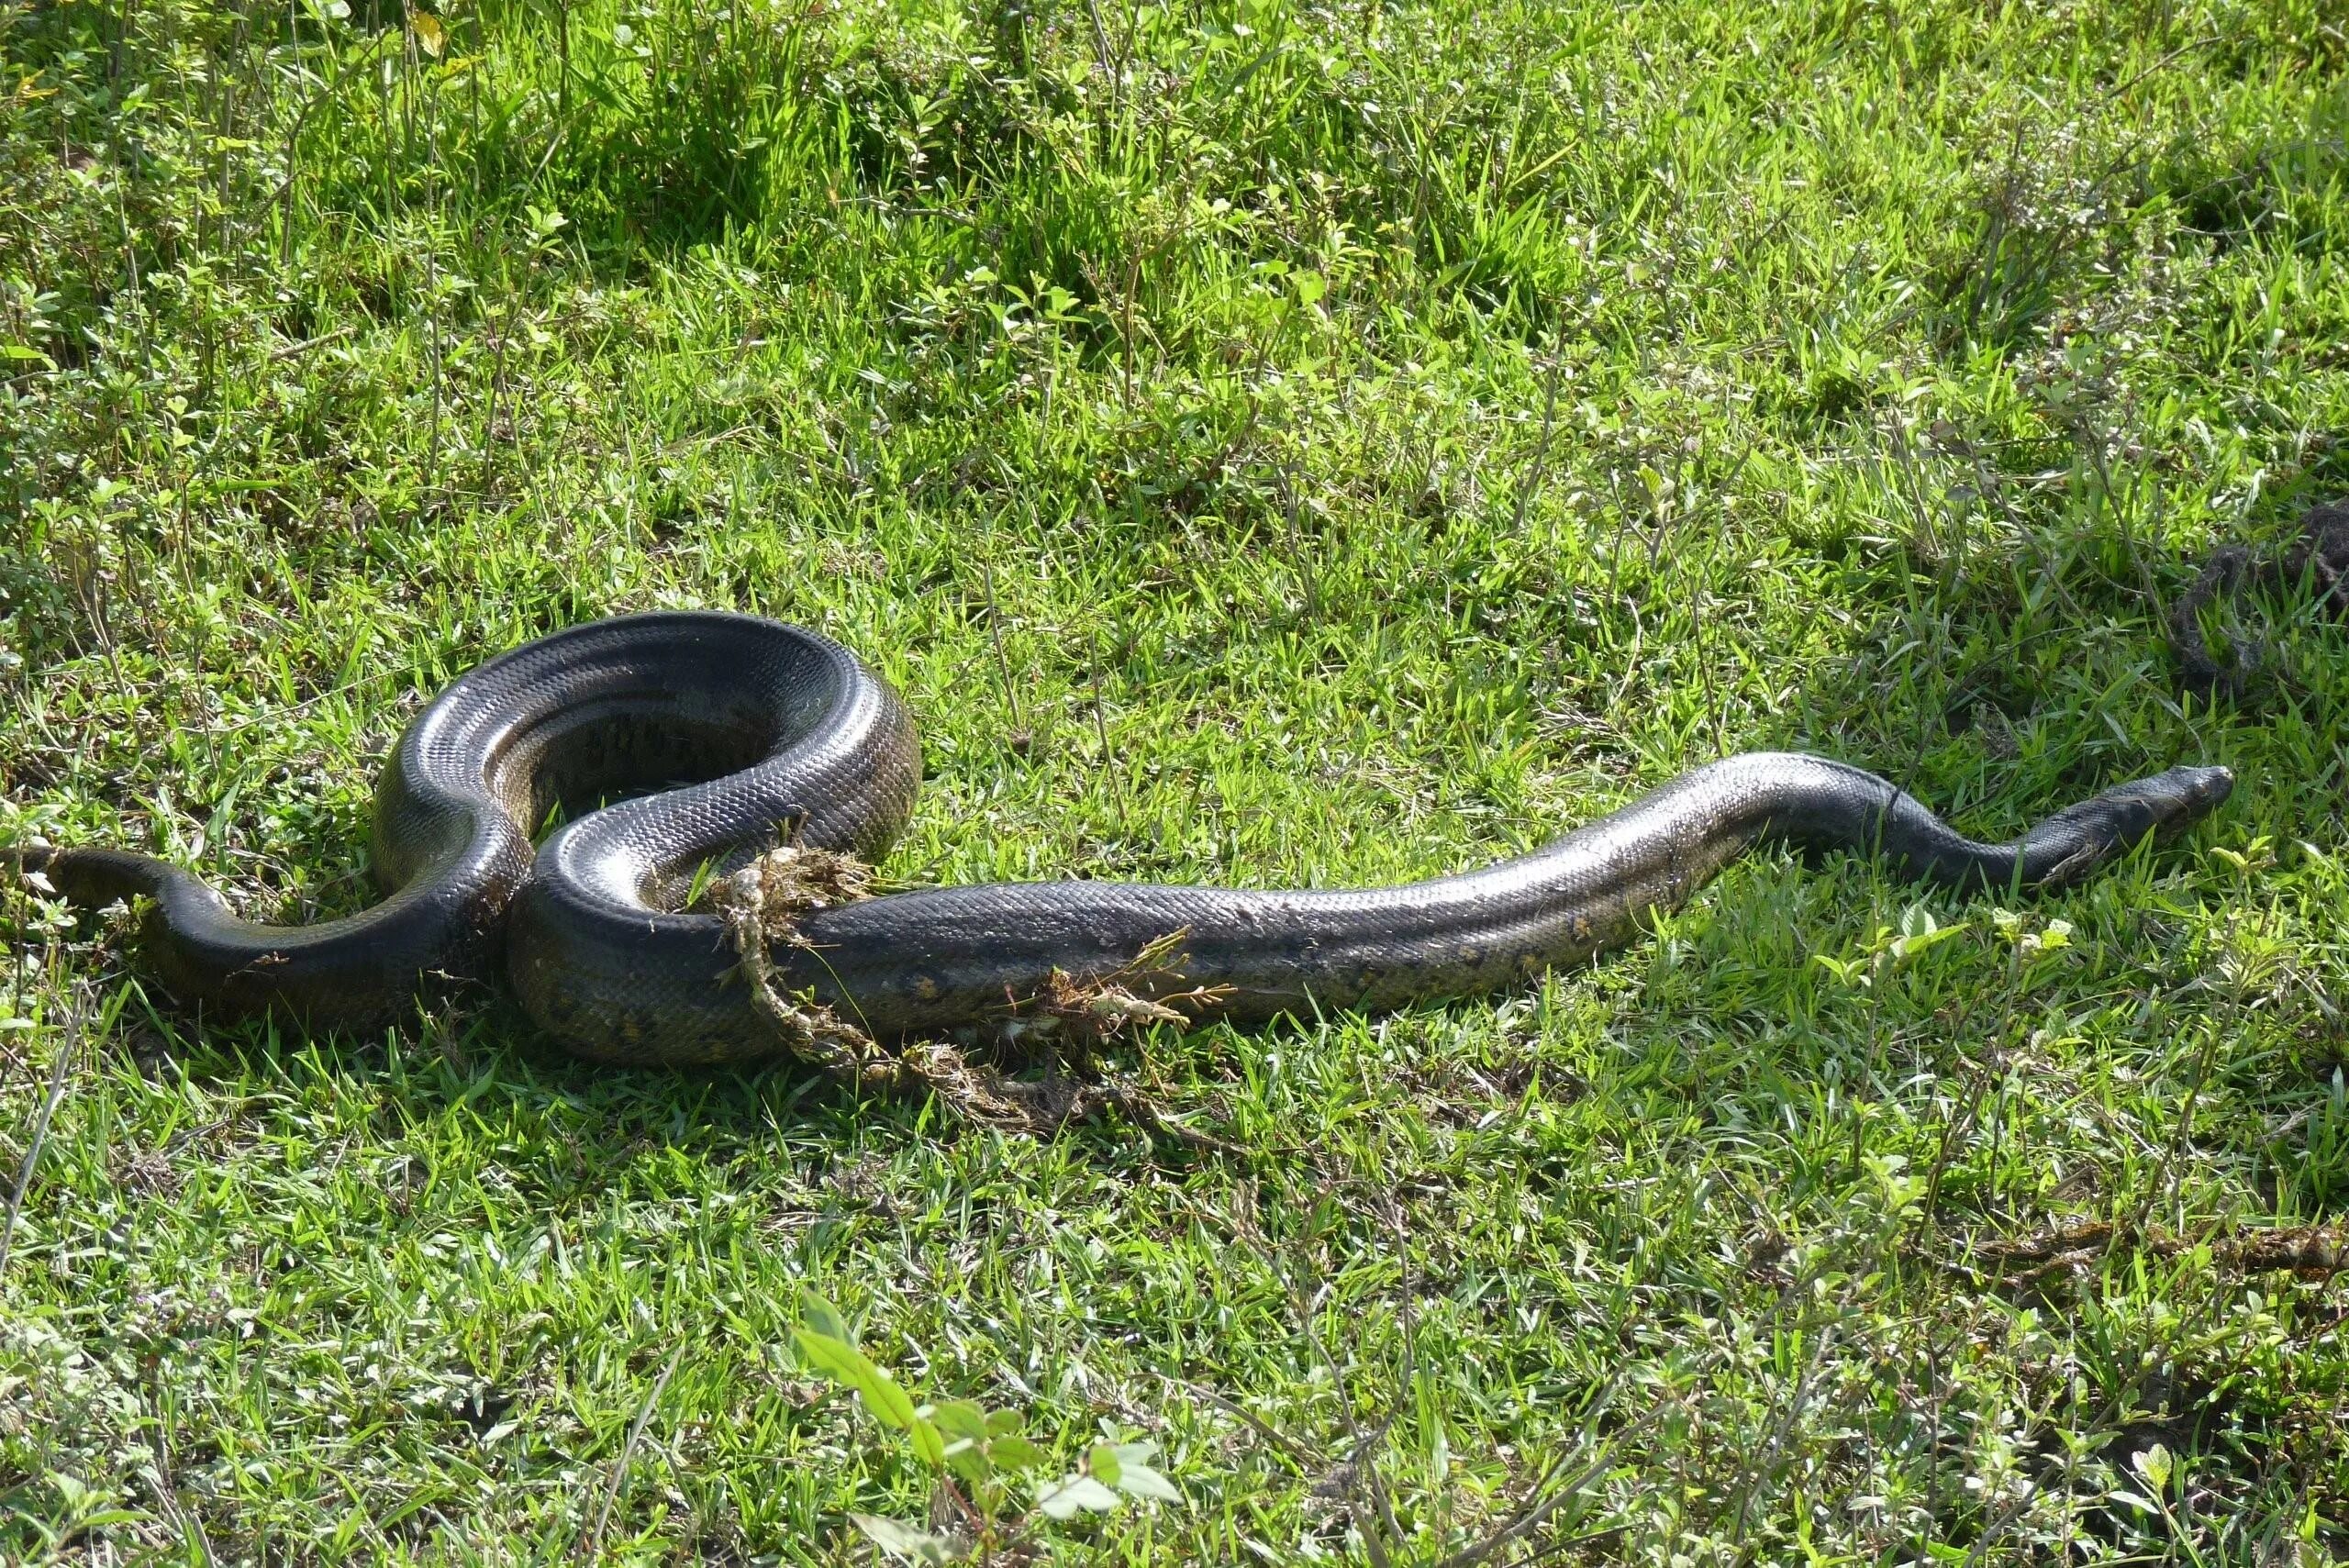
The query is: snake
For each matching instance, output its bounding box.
[8,611,2232,1065]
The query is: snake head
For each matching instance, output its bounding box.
[2017,763,2232,889]
[2087,764,2236,849]
[6,841,56,885]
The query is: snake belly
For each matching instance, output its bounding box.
[12,611,2232,1064]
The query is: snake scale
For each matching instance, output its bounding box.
[9,611,2232,1064]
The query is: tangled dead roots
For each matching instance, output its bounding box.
[711,846,1229,1144]
[2169,498,2349,701]
[708,845,888,1085]
[1951,1218,2347,1292]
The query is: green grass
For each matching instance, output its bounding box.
[5,0,2349,1558]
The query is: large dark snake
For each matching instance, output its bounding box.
[9,612,2232,1064]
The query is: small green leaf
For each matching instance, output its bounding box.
[985,1433,1050,1473]
[792,1329,916,1431]
[1087,1443,1122,1488]
[984,1408,1025,1437]
[2134,1442,2174,1493]
[1035,1473,1120,1519]
[908,1413,947,1468]
[1889,906,1965,962]
[930,1401,990,1444]
[1107,1441,1181,1502]
[1113,1461,1182,1504]
[851,1513,963,1564]
[1810,952,1869,987]
[793,1326,860,1383]
[800,1288,854,1349]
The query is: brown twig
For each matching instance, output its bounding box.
[0,991,83,1280]
[582,1342,685,1561]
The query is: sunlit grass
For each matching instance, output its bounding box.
[3,0,2347,1559]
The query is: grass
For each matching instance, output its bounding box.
[3,0,2348,1558]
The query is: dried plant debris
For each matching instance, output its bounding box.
[713,851,1235,1145]
[2169,498,2349,701]
[1951,1219,2348,1290]
[1008,929,1235,1053]
[708,845,894,1086]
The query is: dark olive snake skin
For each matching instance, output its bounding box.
[10,611,2233,1064]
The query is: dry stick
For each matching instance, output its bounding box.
[1508,334,1567,538]
[2070,394,2168,623]
[470,0,484,209]
[5,871,36,1028]
[425,30,444,516]
[1972,451,2087,622]
[1605,469,1632,600]
[1157,1373,1323,1469]
[109,0,137,83]
[978,545,1028,747]
[376,28,395,249]
[2151,1018,2228,1225]
[1091,622,1126,832]
[1081,0,1117,104]
[0,994,83,1280]
[281,0,306,267]
[2106,31,2224,104]
[1960,1392,2129,1568]
[1279,462,1320,620]
[147,1381,220,1568]
[1382,1196,1437,1541]
[400,7,417,169]
[1265,1180,1404,1562]
[1222,1179,1397,1554]
[1965,117,2031,339]
[584,1342,685,1561]
[269,323,358,362]
[1119,231,1152,408]
[1111,0,1141,120]
[722,859,1186,1138]
[117,172,153,390]
[1886,415,1943,584]
[1920,1041,2002,1229]
[481,306,514,495]
[1297,1286,1401,1568]
[1726,1318,1842,1545]
[1428,1374,1653,1568]
[1682,470,1733,761]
